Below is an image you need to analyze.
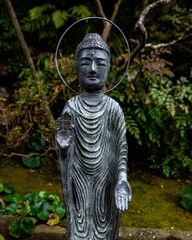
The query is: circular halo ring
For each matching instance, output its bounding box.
[55,16,130,94]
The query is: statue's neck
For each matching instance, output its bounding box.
[80,90,105,105]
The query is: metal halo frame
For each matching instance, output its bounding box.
[55,16,130,94]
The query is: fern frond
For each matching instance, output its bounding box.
[29,4,55,21]
[70,5,92,19]
[135,107,146,122]
[148,107,162,124]
[125,116,141,142]
[165,96,175,116]
[52,10,69,29]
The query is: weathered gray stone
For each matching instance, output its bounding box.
[56,33,132,239]
[119,227,192,240]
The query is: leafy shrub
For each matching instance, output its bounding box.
[0,10,21,74]
[21,132,48,168]
[110,49,192,177]
[9,217,35,238]
[0,183,65,238]
[180,187,192,211]
[0,51,77,165]
[0,55,52,153]
[1,44,192,177]
[1,1,191,178]
[21,3,92,42]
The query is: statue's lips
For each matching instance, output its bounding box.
[87,76,99,81]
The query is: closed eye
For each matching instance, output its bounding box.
[80,61,90,66]
[97,60,107,66]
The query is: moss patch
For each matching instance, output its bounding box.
[121,170,192,231]
[0,159,191,231]
[0,158,63,197]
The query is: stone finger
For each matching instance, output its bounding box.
[123,197,127,211]
[117,195,121,210]
[120,196,124,211]
[125,197,128,210]
[122,197,126,211]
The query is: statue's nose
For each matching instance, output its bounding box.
[89,61,97,74]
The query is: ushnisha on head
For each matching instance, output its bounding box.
[75,33,111,93]
[75,33,111,61]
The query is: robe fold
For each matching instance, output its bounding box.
[57,94,128,240]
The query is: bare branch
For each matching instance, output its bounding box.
[102,0,123,41]
[110,0,173,84]
[2,147,55,158]
[95,0,107,18]
[4,0,38,83]
[94,0,109,39]
[3,152,40,158]
[145,33,192,50]
[110,0,123,22]
[135,0,172,45]
[113,31,192,87]
[95,0,123,41]
[110,59,128,87]
[41,146,55,157]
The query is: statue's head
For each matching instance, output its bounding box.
[75,33,111,93]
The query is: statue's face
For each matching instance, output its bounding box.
[76,48,110,92]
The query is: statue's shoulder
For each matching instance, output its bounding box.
[61,96,78,113]
[66,96,79,106]
[105,95,122,111]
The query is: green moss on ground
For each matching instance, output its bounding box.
[0,162,62,197]
[121,170,192,231]
[0,159,191,231]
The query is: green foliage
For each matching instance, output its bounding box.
[110,46,192,176]
[1,45,191,177]
[0,55,55,152]
[0,17,17,56]
[0,5,26,76]
[0,183,3,192]
[27,132,46,151]
[9,217,35,238]
[0,234,5,240]
[52,10,69,29]
[180,187,192,211]
[0,183,65,238]
[125,116,141,143]
[29,4,55,21]
[22,156,41,168]
[21,132,47,168]
[0,52,76,165]
[1,184,14,194]
[69,5,92,19]
[21,3,92,41]
[1,0,191,178]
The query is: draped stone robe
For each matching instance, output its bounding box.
[56,94,128,240]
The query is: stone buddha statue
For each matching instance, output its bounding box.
[56,33,132,240]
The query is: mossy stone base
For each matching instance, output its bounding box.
[0,215,192,240]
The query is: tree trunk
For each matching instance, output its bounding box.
[4,0,55,129]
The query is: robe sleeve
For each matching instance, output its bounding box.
[114,103,128,179]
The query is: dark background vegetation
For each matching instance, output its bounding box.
[0,0,192,177]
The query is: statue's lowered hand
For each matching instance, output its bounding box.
[115,180,132,211]
[56,112,74,150]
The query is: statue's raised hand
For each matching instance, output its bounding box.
[56,111,74,150]
[115,179,132,211]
